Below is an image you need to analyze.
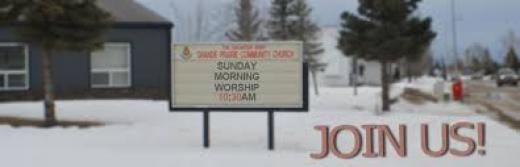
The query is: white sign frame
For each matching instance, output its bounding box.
[169,41,308,112]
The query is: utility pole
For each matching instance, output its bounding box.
[450,0,460,73]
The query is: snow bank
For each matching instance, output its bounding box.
[0,84,518,167]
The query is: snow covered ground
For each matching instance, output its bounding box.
[0,78,519,167]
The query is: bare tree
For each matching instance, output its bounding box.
[463,43,486,72]
[462,43,498,75]
[413,50,434,78]
[501,30,520,52]
[402,49,434,82]
[403,49,433,83]
[170,0,234,42]
[500,30,520,63]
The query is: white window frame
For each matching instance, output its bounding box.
[0,43,29,91]
[90,43,132,88]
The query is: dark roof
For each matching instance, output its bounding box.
[97,0,171,25]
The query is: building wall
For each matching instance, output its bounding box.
[0,26,171,101]
[357,60,383,86]
[321,54,351,87]
[318,27,402,87]
[319,27,351,87]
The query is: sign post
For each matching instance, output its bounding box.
[203,110,210,148]
[170,42,308,150]
[268,110,274,150]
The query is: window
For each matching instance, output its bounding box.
[90,43,131,88]
[0,43,28,91]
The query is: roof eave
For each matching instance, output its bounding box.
[113,22,174,29]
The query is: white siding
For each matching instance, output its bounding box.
[357,60,382,86]
[319,28,351,87]
[318,27,385,87]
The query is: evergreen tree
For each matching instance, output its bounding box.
[469,56,482,73]
[481,49,497,75]
[226,0,263,41]
[337,6,374,96]
[268,0,295,40]
[338,0,436,111]
[291,0,324,95]
[505,47,520,72]
[0,0,112,126]
[268,0,325,95]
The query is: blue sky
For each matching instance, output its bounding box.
[137,0,520,62]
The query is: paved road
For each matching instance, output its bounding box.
[464,80,520,122]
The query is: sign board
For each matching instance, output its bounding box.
[170,42,308,111]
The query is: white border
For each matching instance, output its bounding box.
[171,41,304,109]
[0,42,29,91]
[91,43,132,88]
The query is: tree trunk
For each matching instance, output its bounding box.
[353,56,358,96]
[311,70,320,96]
[42,48,57,126]
[381,61,391,112]
[442,62,448,81]
[407,61,412,83]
